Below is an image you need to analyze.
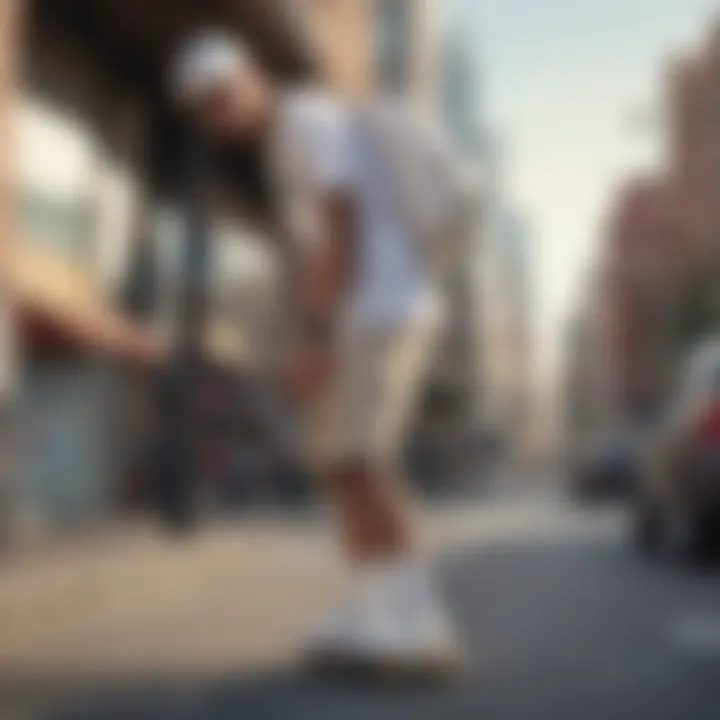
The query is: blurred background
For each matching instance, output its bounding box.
[1,1,720,718]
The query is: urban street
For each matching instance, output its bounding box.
[2,478,719,719]
[4,1,720,719]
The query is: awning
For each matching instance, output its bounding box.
[12,243,164,363]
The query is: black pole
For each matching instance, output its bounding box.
[177,128,211,365]
[156,122,211,532]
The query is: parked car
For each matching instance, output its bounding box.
[633,339,720,561]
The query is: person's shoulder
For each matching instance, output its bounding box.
[281,88,352,135]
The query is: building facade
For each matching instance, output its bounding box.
[0,0,311,537]
[589,21,720,425]
[667,31,720,261]
[299,0,439,103]
[439,4,534,458]
[482,208,533,437]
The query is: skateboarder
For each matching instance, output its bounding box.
[171,31,466,676]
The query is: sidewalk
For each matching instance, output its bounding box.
[0,516,345,675]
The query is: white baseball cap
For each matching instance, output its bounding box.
[171,30,251,103]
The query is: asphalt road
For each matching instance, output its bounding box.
[5,497,720,720]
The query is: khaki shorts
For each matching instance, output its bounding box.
[305,320,441,469]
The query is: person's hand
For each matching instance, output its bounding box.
[281,339,334,407]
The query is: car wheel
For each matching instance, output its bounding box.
[660,506,717,563]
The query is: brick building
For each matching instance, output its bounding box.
[597,176,686,418]
[667,26,720,256]
[593,21,720,421]
[574,17,720,430]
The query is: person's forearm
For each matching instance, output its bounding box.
[279,196,356,404]
[293,195,356,342]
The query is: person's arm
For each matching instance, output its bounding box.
[283,192,356,404]
[277,96,359,403]
[293,192,356,342]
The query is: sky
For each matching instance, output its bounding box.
[448,0,718,389]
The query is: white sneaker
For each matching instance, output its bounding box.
[302,560,463,678]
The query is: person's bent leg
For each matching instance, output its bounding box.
[301,323,463,676]
[306,450,461,676]
[325,456,417,565]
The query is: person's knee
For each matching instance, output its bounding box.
[327,455,372,485]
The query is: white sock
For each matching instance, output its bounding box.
[352,556,434,609]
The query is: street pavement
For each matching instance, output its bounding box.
[1,491,720,719]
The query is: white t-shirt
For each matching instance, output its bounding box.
[269,89,443,330]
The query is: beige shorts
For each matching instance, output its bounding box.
[305,320,441,469]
